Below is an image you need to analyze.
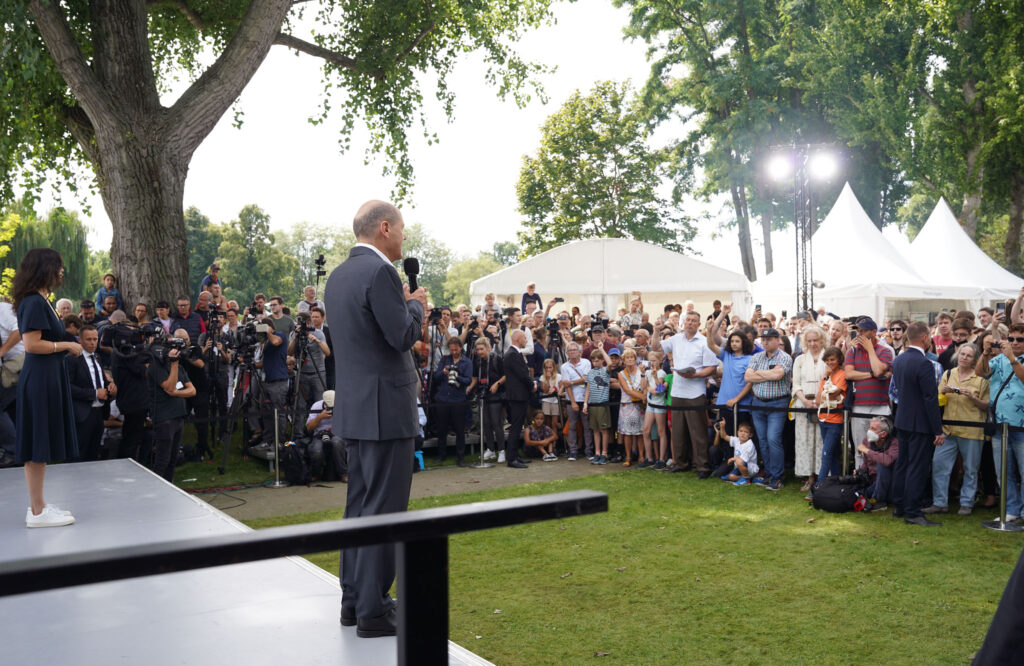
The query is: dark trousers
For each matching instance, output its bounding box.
[481,400,505,452]
[151,418,184,483]
[670,397,709,471]
[119,409,147,461]
[76,408,105,462]
[506,400,527,462]
[433,402,467,461]
[339,437,414,620]
[974,546,1024,664]
[187,391,211,458]
[866,463,894,503]
[891,429,933,518]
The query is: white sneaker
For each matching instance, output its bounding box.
[46,504,72,517]
[483,449,496,461]
[497,451,506,464]
[544,454,556,461]
[26,506,75,528]
[568,455,577,461]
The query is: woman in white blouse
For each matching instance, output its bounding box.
[792,325,827,492]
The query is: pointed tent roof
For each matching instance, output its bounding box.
[469,237,749,296]
[906,197,1021,296]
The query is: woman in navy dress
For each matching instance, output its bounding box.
[13,249,83,528]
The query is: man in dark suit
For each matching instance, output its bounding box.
[503,329,533,469]
[890,320,945,526]
[325,200,426,638]
[67,325,115,461]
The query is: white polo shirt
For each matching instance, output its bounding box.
[662,331,718,400]
[560,358,592,402]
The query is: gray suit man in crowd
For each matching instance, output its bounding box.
[325,200,426,638]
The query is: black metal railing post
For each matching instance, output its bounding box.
[398,536,450,665]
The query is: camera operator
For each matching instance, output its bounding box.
[111,322,152,461]
[148,343,196,482]
[251,321,288,447]
[431,337,473,466]
[308,306,334,390]
[198,310,233,447]
[288,310,330,424]
[304,389,347,482]
[171,328,210,462]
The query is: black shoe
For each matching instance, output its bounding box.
[892,508,905,518]
[520,457,533,463]
[905,516,942,527]
[340,607,356,626]
[697,471,712,480]
[457,459,468,467]
[356,608,397,638]
[921,505,948,514]
[508,460,528,469]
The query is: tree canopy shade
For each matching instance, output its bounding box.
[0,0,555,305]
[516,80,695,257]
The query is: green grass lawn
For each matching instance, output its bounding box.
[172,426,273,491]
[247,471,1021,665]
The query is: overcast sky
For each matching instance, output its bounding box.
[36,0,908,280]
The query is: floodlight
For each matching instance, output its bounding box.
[809,152,838,181]
[767,154,792,181]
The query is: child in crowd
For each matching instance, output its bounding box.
[525,411,558,461]
[583,348,612,464]
[642,350,668,468]
[94,273,123,312]
[712,419,758,485]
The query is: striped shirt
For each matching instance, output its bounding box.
[747,349,793,401]
[844,342,893,406]
[585,367,611,404]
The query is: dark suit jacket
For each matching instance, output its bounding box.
[892,347,942,436]
[325,246,424,440]
[67,353,110,423]
[502,347,533,402]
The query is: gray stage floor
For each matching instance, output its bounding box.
[0,459,490,665]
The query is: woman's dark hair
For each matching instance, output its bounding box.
[726,331,753,355]
[780,335,793,355]
[12,248,63,310]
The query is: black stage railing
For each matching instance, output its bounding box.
[0,489,608,665]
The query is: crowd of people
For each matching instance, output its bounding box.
[4,252,1024,529]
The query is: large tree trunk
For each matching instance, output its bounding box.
[731,179,757,282]
[1006,170,1024,275]
[960,141,984,239]
[759,201,773,276]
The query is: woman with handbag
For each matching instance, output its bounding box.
[616,348,647,466]
[924,343,989,515]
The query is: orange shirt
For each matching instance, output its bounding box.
[817,369,847,424]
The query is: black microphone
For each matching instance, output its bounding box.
[403,257,420,292]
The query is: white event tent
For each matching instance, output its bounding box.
[904,197,1021,309]
[750,183,977,322]
[469,238,752,318]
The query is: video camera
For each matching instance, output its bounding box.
[109,321,202,365]
[235,320,271,349]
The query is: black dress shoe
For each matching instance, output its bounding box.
[340,607,356,626]
[905,515,941,527]
[508,460,528,469]
[697,471,712,480]
[357,608,397,638]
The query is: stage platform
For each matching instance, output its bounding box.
[0,459,491,665]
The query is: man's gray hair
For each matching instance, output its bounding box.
[566,342,580,352]
[353,201,401,239]
[874,416,892,436]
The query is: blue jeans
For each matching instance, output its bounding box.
[866,462,893,503]
[991,429,1024,517]
[932,435,982,508]
[818,421,843,481]
[751,397,788,482]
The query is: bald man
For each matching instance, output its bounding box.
[326,200,427,637]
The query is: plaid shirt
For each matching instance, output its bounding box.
[748,349,793,401]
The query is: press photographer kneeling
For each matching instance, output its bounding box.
[303,389,347,482]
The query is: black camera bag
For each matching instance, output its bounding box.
[811,475,867,513]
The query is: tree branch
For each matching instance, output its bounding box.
[28,0,117,125]
[395,1,435,65]
[273,32,368,75]
[147,0,207,32]
[58,103,101,166]
[166,0,294,158]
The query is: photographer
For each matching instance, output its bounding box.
[251,323,288,447]
[288,310,330,424]
[148,343,196,482]
[172,329,210,462]
[198,310,233,448]
[111,322,152,461]
[304,390,347,482]
[431,337,473,465]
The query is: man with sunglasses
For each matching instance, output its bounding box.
[976,324,1024,522]
[888,320,909,356]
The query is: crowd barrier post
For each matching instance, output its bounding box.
[732,403,738,436]
[472,395,494,469]
[841,409,850,474]
[269,408,288,489]
[982,422,1023,532]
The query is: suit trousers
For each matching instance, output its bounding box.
[506,400,527,462]
[891,429,933,518]
[670,396,709,471]
[339,437,414,620]
[75,407,105,462]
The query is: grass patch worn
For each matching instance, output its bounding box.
[246,471,1020,665]
[172,427,273,491]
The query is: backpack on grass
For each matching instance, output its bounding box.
[811,473,869,513]
[280,441,311,486]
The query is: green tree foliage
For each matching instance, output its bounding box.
[0,0,556,303]
[400,223,457,305]
[278,223,356,299]
[184,206,226,295]
[516,81,695,257]
[443,253,502,306]
[489,240,521,266]
[216,205,298,304]
[0,212,21,299]
[0,202,89,301]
